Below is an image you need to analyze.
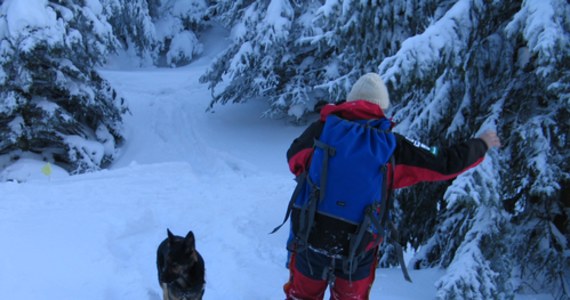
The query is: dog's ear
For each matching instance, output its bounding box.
[167,229,176,244]
[184,231,196,250]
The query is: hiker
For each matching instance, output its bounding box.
[282,73,501,300]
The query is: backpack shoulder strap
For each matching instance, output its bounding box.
[312,137,336,202]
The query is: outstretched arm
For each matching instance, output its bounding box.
[391,131,499,188]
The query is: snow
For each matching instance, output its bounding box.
[230,21,247,41]
[0,0,72,52]
[506,0,568,64]
[379,0,473,85]
[2,0,54,38]
[228,41,253,78]
[264,0,293,37]
[0,12,556,300]
[64,135,106,167]
[166,30,202,67]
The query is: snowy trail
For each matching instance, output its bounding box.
[106,62,301,175]
[0,59,298,299]
[94,66,300,298]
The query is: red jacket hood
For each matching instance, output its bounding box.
[320,100,387,121]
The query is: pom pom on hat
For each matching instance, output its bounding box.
[346,73,390,110]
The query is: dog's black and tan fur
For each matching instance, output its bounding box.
[157,229,205,300]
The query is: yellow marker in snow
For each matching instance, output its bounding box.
[41,162,52,177]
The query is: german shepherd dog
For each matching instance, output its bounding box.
[157,229,205,300]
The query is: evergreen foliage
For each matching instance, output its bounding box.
[102,0,157,63]
[102,0,208,67]
[379,0,569,298]
[0,0,211,173]
[155,0,207,67]
[201,0,454,120]
[0,0,127,173]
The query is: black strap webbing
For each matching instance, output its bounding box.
[313,138,336,202]
[385,156,412,283]
[380,157,394,225]
[298,175,318,244]
[388,221,412,282]
[270,173,306,234]
[344,208,372,274]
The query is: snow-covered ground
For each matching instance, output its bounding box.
[0,48,553,300]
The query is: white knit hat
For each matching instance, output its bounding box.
[346,73,390,110]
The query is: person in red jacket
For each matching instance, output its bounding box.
[284,73,501,300]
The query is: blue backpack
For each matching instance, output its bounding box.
[273,114,404,276]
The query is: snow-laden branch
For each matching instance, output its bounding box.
[506,0,569,69]
[262,0,294,44]
[435,206,503,300]
[379,0,475,86]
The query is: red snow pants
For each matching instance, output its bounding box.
[284,248,377,300]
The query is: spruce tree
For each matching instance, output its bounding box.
[200,0,299,118]
[101,0,208,67]
[502,0,570,297]
[151,0,207,67]
[101,0,158,65]
[0,0,127,173]
[380,0,569,298]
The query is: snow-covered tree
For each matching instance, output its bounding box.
[102,0,208,67]
[411,156,512,299]
[152,0,207,67]
[380,0,569,298]
[200,0,299,117]
[201,0,456,120]
[0,0,127,173]
[101,0,157,65]
[501,1,570,297]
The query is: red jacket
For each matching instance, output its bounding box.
[287,101,488,189]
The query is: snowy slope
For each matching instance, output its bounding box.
[0,47,554,300]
